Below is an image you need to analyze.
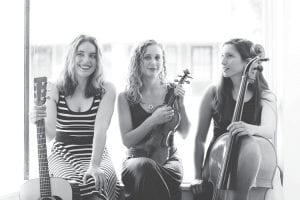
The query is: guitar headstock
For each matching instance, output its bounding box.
[34,77,47,106]
[244,44,269,83]
[175,69,192,85]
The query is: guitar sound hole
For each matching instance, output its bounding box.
[40,196,62,200]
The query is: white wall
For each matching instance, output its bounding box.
[0,0,25,196]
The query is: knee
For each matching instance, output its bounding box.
[238,135,261,161]
[236,136,261,175]
[134,158,157,176]
[122,158,157,181]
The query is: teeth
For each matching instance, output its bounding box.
[80,65,90,70]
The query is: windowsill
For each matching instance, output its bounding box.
[0,192,19,200]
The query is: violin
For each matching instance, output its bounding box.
[136,69,192,164]
[202,45,277,200]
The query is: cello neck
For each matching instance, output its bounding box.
[232,75,249,123]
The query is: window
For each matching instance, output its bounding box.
[191,46,212,82]
[10,1,285,198]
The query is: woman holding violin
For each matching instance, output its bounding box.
[117,39,190,200]
[192,38,279,200]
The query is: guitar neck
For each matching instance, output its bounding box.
[36,119,52,197]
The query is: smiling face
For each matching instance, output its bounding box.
[141,44,164,79]
[74,41,97,79]
[221,44,247,78]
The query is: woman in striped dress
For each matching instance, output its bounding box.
[33,35,119,200]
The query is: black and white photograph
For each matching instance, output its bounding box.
[0,0,299,199]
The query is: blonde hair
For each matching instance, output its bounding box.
[57,35,105,98]
[126,39,166,104]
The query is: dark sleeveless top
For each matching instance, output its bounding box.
[128,85,175,145]
[129,86,174,128]
[212,94,261,141]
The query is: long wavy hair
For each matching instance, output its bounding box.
[125,39,167,104]
[57,35,105,98]
[212,38,270,125]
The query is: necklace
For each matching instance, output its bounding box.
[148,104,154,111]
[141,85,167,112]
[141,101,156,112]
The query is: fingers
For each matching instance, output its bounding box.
[94,174,100,191]
[83,170,107,192]
[82,173,89,185]
[227,121,247,136]
[164,108,175,121]
[174,85,185,97]
[100,173,107,192]
[29,105,47,123]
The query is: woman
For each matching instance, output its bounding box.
[32,35,119,200]
[117,39,190,200]
[192,38,280,200]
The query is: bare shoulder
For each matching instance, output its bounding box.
[118,91,128,104]
[261,90,277,103]
[203,84,217,100]
[261,90,277,113]
[103,81,116,94]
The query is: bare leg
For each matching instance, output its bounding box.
[232,135,261,200]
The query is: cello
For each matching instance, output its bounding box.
[202,44,277,200]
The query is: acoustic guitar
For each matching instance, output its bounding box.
[20,77,73,200]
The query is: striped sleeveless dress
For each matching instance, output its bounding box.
[48,92,120,200]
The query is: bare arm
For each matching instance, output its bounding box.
[194,85,215,179]
[90,82,116,167]
[170,83,190,138]
[227,90,277,139]
[117,92,174,148]
[44,82,59,142]
[259,91,277,139]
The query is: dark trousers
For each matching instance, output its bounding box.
[121,156,182,200]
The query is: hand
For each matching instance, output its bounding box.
[150,105,174,125]
[191,179,205,196]
[83,166,107,192]
[227,121,254,136]
[174,84,185,105]
[29,105,47,124]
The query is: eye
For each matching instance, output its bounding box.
[155,55,161,61]
[76,52,84,57]
[143,55,151,60]
[89,54,97,59]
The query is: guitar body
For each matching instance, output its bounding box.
[19,177,73,200]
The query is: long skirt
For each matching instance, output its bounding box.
[48,141,120,200]
[121,154,182,200]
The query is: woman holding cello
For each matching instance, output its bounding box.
[192,38,280,200]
